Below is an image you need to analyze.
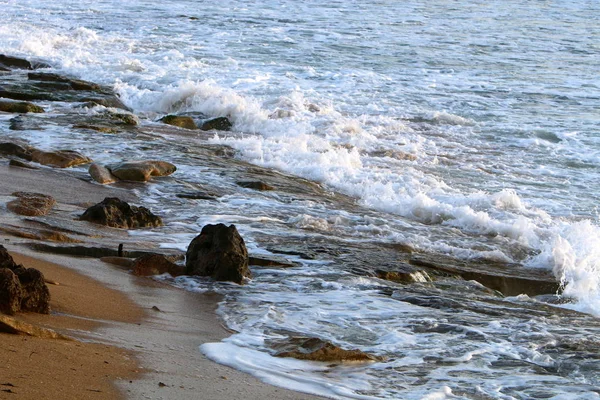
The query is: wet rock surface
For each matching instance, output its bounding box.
[186,224,250,284]
[273,337,383,362]
[132,254,184,277]
[80,197,163,229]
[7,192,56,216]
[106,160,176,182]
[30,149,92,168]
[0,100,44,113]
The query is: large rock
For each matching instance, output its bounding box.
[106,160,176,182]
[0,54,51,70]
[0,100,44,113]
[89,163,118,184]
[0,268,22,315]
[185,224,250,284]
[14,267,50,314]
[274,338,383,362]
[199,117,232,131]
[0,142,33,160]
[80,197,163,229]
[0,246,19,270]
[27,72,103,92]
[132,254,184,277]
[31,149,92,168]
[7,192,56,216]
[159,115,198,130]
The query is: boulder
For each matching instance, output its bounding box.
[0,100,44,113]
[0,142,33,160]
[7,192,56,216]
[0,268,22,315]
[0,54,51,70]
[274,338,383,362]
[236,181,274,191]
[199,117,232,131]
[80,197,163,229]
[0,246,19,270]
[31,149,92,168]
[106,160,176,182]
[132,254,184,277]
[159,115,198,130]
[14,267,50,314]
[185,224,250,284]
[89,163,118,184]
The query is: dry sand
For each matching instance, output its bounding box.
[0,163,324,399]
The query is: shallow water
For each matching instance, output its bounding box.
[2,0,600,398]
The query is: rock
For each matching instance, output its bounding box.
[0,100,44,113]
[80,197,163,229]
[0,315,70,339]
[0,246,19,270]
[30,149,92,168]
[106,160,176,182]
[236,181,274,191]
[185,224,250,284]
[89,163,118,184]
[274,338,383,362]
[9,115,44,130]
[73,124,119,133]
[248,254,297,268]
[159,115,198,130]
[8,159,39,169]
[7,192,56,216]
[0,142,33,160]
[80,96,132,111]
[27,72,103,91]
[0,268,22,315]
[176,191,218,201]
[199,117,232,131]
[375,264,431,284]
[14,267,50,314]
[131,254,184,277]
[0,54,51,70]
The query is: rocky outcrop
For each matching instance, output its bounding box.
[0,54,51,70]
[7,192,56,216]
[106,160,176,182]
[185,224,250,284]
[132,254,184,277]
[159,115,197,130]
[274,337,383,362]
[0,100,44,113]
[0,268,22,315]
[80,197,163,229]
[88,163,118,184]
[30,149,92,168]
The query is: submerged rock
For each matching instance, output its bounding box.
[185,224,250,284]
[132,254,184,277]
[80,197,163,229]
[236,181,275,191]
[159,115,197,130]
[7,192,56,216]
[30,149,92,168]
[106,160,176,182]
[0,268,22,315]
[0,100,44,113]
[274,337,383,363]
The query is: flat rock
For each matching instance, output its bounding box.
[0,54,51,70]
[27,72,103,91]
[31,149,92,168]
[274,337,383,363]
[0,315,70,339]
[8,159,39,169]
[0,100,44,113]
[248,254,297,268]
[132,254,184,277]
[0,142,33,160]
[7,192,56,216]
[80,197,163,229]
[89,163,118,184]
[236,181,274,191]
[107,160,176,182]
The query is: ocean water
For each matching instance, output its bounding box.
[1,0,600,398]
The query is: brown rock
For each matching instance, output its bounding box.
[132,254,184,277]
[9,159,39,169]
[31,149,92,168]
[0,268,22,315]
[89,163,118,184]
[7,192,56,216]
[199,117,232,131]
[0,315,70,339]
[14,267,50,314]
[185,224,250,284]
[275,338,383,362]
[375,265,431,284]
[236,181,274,191]
[80,197,163,229]
[0,246,19,270]
[107,160,176,182]
[0,100,44,113]
[159,115,197,130]
[0,142,33,160]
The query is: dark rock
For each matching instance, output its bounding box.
[14,267,50,314]
[0,142,33,160]
[0,54,51,70]
[248,254,297,268]
[131,254,184,277]
[27,72,103,91]
[9,115,44,131]
[236,181,274,191]
[176,191,218,201]
[80,96,132,111]
[375,264,431,284]
[30,149,92,168]
[199,117,232,131]
[28,243,183,261]
[8,159,39,169]
[0,268,22,315]
[159,115,198,130]
[7,192,56,216]
[274,337,383,362]
[0,246,19,270]
[80,197,163,229]
[0,100,44,113]
[89,163,118,184]
[106,160,176,182]
[185,224,250,284]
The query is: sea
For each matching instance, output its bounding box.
[1,0,600,398]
